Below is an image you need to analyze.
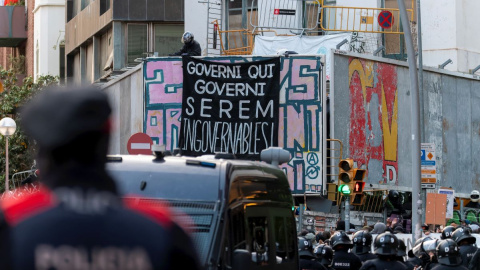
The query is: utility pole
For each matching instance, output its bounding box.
[397,0,422,243]
[417,0,427,226]
[345,195,350,230]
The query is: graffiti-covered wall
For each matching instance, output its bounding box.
[144,56,325,194]
[333,53,480,196]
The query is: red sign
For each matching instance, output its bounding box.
[378,11,394,29]
[127,133,153,155]
[274,9,296,15]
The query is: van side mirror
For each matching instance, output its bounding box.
[232,249,254,270]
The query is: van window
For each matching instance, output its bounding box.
[274,216,296,263]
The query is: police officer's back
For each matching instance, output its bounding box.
[330,230,362,270]
[431,239,468,270]
[359,232,407,270]
[315,244,335,270]
[351,230,377,262]
[451,227,478,267]
[0,87,200,269]
[299,237,327,270]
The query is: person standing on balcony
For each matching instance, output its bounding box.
[169,32,202,56]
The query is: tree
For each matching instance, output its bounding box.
[0,67,58,192]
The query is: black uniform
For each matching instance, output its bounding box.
[468,248,480,270]
[300,257,328,270]
[431,264,468,270]
[331,249,363,270]
[459,245,478,267]
[358,253,377,262]
[171,40,202,56]
[406,256,423,267]
[0,88,201,270]
[359,258,407,270]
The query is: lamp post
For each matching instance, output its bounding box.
[0,117,17,191]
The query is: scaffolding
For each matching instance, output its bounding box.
[319,0,415,34]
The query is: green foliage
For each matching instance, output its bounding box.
[0,67,58,192]
[5,0,25,6]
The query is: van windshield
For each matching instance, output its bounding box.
[107,166,222,266]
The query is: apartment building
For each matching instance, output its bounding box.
[65,0,185,84]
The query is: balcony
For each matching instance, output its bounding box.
[0,6,27,47]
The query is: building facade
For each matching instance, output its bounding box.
[65,0,185,84]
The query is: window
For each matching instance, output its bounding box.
[127,24,148,66]
[154,24,184,56]
[59,44,65,84]
[100,0,110,15]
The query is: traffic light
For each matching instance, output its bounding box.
[338,158,354,195]
[351,169,366,205]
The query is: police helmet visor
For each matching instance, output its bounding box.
[422,239,438,253]
[412,243,425,258]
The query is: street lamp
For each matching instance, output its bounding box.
[0,117,17,191]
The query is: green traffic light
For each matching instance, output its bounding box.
[338,184,351,195]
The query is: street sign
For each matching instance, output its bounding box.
[127,133,153,155]
[378,11,394,29]
[421,183,436,189]
[274,9,296,15]
[421,143,437,184]
[438,188,454,218]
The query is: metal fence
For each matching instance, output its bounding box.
[249,0,321,35]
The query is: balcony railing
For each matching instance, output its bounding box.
[0,6,27,47]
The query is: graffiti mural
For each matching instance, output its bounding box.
[348,58,398,185]
[144,56,324,194]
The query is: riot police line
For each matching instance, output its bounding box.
[298,226,480,270]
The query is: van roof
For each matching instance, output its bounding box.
[106,154,286,202]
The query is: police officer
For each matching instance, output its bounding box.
[431,239,468,270]
[397,239,414,270]
[314,244,335,270]
[441,226,456,240]
[170,31,202,56]
[298,237,327,270]
[351,230,377,262]
[0,87,201,269]
[359,232,407,270]
[330,230,362,269]
[451,227,478,267]
[407,236,434,269]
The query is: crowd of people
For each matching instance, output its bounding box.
[298,221,480,270]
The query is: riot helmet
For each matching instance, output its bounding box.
[182,32,194,44]
[451,227,476,245]
[436,239,463,266]
[397,239,407,257]
[374,232,398,256]
[352,230,373,254]
[330,230,353,249]
[388,190,400,202]
[471,190,480,202]
[298,237,314,258]
[441,226,456,240]
[409,236,433,258]
[314,244,333,266]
